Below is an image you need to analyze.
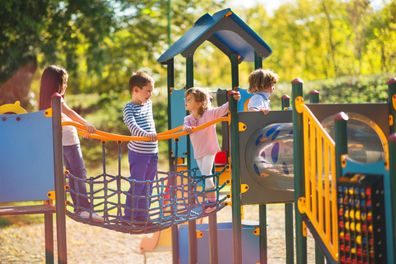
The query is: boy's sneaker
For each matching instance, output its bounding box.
[78,211,104,223]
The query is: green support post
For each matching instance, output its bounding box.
[254,51,262,69]
[308,90,325,264]
[208,213,219,264]
[281,95,290,110]
[44,212,54,264]
[291,78,307,264]
[281,94,294,264]
[167,0,171,47]
[334,112,348,179]
[230,53,242,264]
[388,78,396,133]
[389,133,396,258]
[185,56,198,264]
[166,59,180,264]
[52,94,67,264]
[388,78,396,259]
[309,90,319,104]
[334,113,348,264]
[254,52,268,264]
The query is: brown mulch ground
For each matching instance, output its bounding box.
[0,205,315,263]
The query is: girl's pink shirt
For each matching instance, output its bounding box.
[184,102,229,159]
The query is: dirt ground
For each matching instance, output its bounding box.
[0,204,315,264]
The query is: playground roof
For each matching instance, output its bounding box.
[157,8,272,64]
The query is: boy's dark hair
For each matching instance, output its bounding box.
[129,71,154,91]
[248,69,278,93]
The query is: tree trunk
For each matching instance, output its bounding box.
[0,60,37,111]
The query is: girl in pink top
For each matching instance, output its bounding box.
[183,87,240,203]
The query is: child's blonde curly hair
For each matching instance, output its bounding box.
[185,87,212,116]
[248,69,278,93]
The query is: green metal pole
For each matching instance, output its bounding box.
[208,213,219,264]
[308,90,325,264]
[388,78,396,260]
[284,203,294,264]
[166,59,180,264]
[291,78,307,264]
[52,94,67,264]
[230,53,242,264]
[281,94,294,264]
[309,90,319,104]
[389,133,396,260]
[44,212,54,264]
[334,112,348,179]
[254,52,268,264]
[281,95,290,110]
[254,51,262,69]
[388,78,396,133]
[185,56,198,264]
[167,0,171,47]
[334,113,348,264]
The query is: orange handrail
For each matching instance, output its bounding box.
[61,116,229,142]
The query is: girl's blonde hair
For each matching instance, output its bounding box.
[185,87,212,116]
[248,69,278,93]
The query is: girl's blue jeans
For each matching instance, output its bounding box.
[124,150,158,222]
[63,144,90,212]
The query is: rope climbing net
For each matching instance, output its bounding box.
[63,117,229,234]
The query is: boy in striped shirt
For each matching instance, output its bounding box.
[122,71,158,225]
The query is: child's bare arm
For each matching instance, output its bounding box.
[62,102,96,133]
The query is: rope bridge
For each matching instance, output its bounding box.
[62,117,229,234]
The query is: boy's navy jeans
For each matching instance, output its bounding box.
[63,144,90,212]
[124,150,158,222]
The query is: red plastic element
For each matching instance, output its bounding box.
[366,187,372,196]
[214,151,227,165]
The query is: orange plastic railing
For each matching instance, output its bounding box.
[61,116,229,142]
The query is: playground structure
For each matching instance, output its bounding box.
[1,7,396,264]
[291,78,396,264]
[0,97,68,263]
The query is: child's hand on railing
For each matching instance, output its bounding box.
[261,109,270,115]
[183,125,194,133]
[84,122,96,133]
[147,132,157,141]
[229,90,241,101]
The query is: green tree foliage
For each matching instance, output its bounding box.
[0,0,116,106]
[0,0,225,106]
[238,0,396,82]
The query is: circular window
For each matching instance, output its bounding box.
[245,123,294,191]
[322,113,385,163]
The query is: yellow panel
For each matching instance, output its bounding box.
[0,101,27,114]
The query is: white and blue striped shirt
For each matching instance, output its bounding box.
[123,100,158,154]
[247,92,271,111]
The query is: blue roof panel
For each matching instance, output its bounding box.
[158,8,272,64]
